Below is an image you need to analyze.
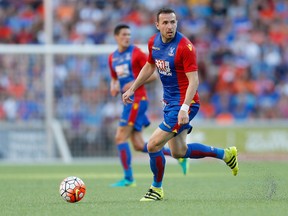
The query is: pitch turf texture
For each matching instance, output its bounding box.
[1,161,288,216]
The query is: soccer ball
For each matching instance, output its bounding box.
[59,176,86,203]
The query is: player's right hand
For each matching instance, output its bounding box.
[178,110,189,125]
[122,89,134,105]
[110,80,120,97]
[110,89,119,97]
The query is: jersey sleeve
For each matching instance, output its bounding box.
[131,47,147,78]
[133,47,147,68]
[181,40,198,73]
[108,53,117,79]
[147,34,157,64]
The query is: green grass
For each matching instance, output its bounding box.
[1,161,288,216]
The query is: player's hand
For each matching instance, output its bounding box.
[110,80,120,97]
[122,89,134,105]
[178,110,189,125]
[110,89,119,97]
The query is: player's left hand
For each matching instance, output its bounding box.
[122,89,134,105]
[178,110,189,125]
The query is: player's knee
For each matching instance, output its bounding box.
[170,148,187,158]
[114,135,125,144]
[133,144,144,151]
[132,140,144,151]
[147,140,162,152]
[171,152,183,159]
[130,138,144,152]
[147,145,155,152]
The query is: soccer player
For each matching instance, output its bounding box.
[108,24,188,187]
[122,8,239,200]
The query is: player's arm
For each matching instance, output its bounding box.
[108,54,119,96]
[110,78,120,97]
[123,69,158,92]
[145,70,158,83]
[178,71,199,125]
[122,62,156,104]
[133,46,157,84]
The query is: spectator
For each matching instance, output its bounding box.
[0,0,287,125]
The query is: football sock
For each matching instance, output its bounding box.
[184,143,224,159]
[117,142,133,181]
[142,143,148,152]
[143,143,171,156]
[162,147,171,156]
[149,151,166,188]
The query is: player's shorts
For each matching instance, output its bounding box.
[119,99,150,131]
[159,103,200,136]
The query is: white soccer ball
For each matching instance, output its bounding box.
[59,176,86,203]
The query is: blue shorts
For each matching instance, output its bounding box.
[120,99,150,132]
[159,103,200,136]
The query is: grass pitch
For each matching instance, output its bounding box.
[1,160,288,216]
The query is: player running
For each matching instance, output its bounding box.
[122,8,239,200]
[108,24,189,187]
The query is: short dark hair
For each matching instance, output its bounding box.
[156,8,176,22]
[114,24,130,35]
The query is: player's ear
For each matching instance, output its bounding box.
[114,34,119,42]
[155,22,159,30]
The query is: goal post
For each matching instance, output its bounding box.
[51,119,72,163]
[0,44,147,162]
[0,44,287,163]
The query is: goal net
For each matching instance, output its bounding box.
[0,44,153,162]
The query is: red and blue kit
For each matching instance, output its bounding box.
[108,45,150,131]
[147,31,200,134]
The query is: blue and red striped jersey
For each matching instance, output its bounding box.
[147,31,200,105]
[108,45,148,100]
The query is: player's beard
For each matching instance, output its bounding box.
[164,31,175,42]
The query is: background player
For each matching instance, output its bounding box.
[122,8,239,200]
[108,24,188,187]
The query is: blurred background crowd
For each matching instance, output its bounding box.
[0,0,287,155]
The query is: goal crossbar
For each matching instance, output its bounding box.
[0,44,148,55]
